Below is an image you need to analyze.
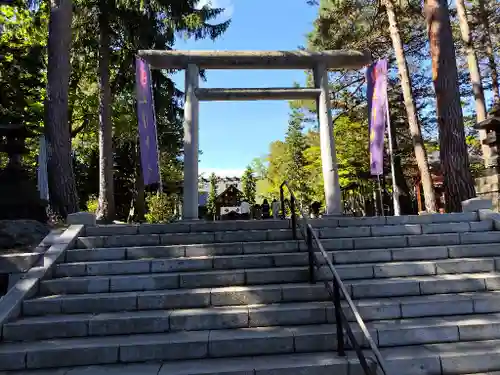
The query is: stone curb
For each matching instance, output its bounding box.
[0,225,84,332]
[0,228,66,276]
[477,209,500,231]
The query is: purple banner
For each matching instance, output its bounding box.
[135,56,160,186]
[366,59,388,176]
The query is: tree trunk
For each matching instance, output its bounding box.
[384,0,438,212]
[456,0,490,163]
[96,0,115,222]
[45,0,79,219]
[425,0,476,212]
[388,120,413,215]
[478,0,499,103]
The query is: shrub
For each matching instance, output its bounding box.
[86,195,98,214]
[145,193,178,223]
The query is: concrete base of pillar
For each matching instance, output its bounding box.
[181,218,201,223]
[475,174,500,211]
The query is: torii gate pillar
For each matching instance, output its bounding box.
[314,63,342,216]
[183,64,200,221]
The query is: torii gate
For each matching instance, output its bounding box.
[138,50,372,220]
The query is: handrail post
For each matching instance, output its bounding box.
[333,277,345,356]
[307,226,315,284]
[280,185,285,220]
[290,195,297,240]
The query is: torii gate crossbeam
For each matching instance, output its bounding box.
[138,50,372,220]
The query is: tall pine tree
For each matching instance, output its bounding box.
[285,108,311,206]
[241,166,256,205]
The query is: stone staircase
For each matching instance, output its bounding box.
[3,213,500,374]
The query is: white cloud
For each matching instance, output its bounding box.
[195,0,234,21]
[200,167,245,178]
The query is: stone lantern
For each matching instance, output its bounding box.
[475,103,500,209]
[0,124,48,222]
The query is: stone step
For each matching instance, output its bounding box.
[63,241,500,267]
[379,339,500,375]
[4,302,333,342]
[336,243,500,263]
[75,230,500,251]
[2,351,358,375]
[65,241,301,262]
[77,230,295,249]
[0,252,43,273]
[38,267,500,296]
[11,293,500,347]
[53,255,499,279]
[22,285,500,326]
[0,326,362,371]
[317,220,493,239]
[85,220,292,237]
[82,212,480,237]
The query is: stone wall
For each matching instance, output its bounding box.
[476,174,500,211]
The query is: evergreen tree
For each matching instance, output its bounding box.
[206,172,218,219]
[285,108,311,205]
[241,166,256,205]
[425,0,476,211]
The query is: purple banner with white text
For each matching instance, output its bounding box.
[366,59,388,176]
[135,56,160,186]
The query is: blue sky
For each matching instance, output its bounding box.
[170,0,319,178]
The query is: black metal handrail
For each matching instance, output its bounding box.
[279,181,389,375]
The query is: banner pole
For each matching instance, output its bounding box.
[385,97,401,216]
[377,175,385,217]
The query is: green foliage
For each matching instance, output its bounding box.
[0,3,47,131]
[86,195,98,213]
[258,103,377,210]
[206,172,218,219]
[284,109,311,205]
[241,166,256,205]
[145,193,177,223]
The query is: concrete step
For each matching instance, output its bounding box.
[0,252,43,273]
[63,241,500,267]
[12,292,500,347]
[5,318,500,373]
[55,251,324,277]
[65,240,302,262]
[53,256,499,279]
[77,230,295,249]
[317,220,493,239]
[4,302,333,341]
[0,326,361,371]
[39,258,500,294]
[23,283,500,321]
[85,220,292,237]
[1,351,359,375]
[379,339,500,375]
[76,230,500,251]
[335,243,500,263]
[82,212,481,237]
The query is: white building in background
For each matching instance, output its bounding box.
[198,177,243,207]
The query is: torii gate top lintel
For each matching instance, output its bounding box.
[138,49,372,70]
